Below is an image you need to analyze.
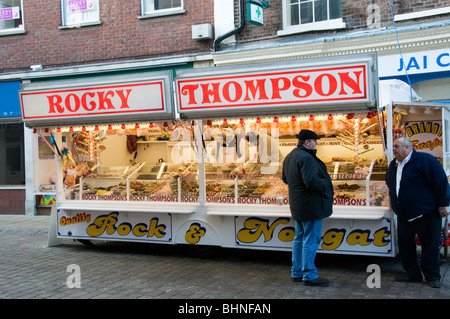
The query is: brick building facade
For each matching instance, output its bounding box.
[0,0,449,215]
[231,0,450,46]
[0,0,214,73]
[1,0,449,71]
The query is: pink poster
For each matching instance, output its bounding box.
[0,7,20,21]
[68,0,94,12]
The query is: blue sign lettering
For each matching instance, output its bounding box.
[437,53,450,67]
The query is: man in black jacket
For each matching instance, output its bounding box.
[386,138,450,288]
[282,129,333,286]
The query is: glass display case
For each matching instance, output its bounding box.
[325,157,389,207]
[77,165,131,200]
[204,162,288,205]
[67,161,199,203]
[58,113,389,208]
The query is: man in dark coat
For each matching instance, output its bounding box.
[386,138,450,288]
[282,129,333,286]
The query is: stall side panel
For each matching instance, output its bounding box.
[57,209,173,244]
[233,216,395,256]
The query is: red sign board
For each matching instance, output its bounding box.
[20,72,174,127]
[175,54,377,117]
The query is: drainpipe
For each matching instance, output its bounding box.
[213,0,245,52]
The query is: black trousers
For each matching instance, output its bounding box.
[397,212,442,281]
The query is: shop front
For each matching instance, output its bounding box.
[19,53,449,257]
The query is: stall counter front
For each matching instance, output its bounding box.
[52,201,393,256]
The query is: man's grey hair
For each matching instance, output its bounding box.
[398,138,413,148]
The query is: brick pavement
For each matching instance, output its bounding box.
[1,215,449,302]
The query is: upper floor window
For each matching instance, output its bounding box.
[61,0,100,28]
[0,0,24,35]
[278,0,345,36]
[140,0,185,18]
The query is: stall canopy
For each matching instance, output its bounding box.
[175,53,379,119]
[19,71,175,128]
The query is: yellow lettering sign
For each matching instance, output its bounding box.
[321,228,346,250]
[372,227,390,247]
[237,217,290,243]
[185,222,206,244]
[86,212,167,239]
[86,212,118,237]
[347,230,372,246]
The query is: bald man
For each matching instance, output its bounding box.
[386,138,450,288]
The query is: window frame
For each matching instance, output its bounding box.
[278,0,345,36]
[139,0,185,19]
[0,121,25,187]
[0,0,25,36]
[60,0,101,29]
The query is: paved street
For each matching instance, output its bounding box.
[1,214,449,304]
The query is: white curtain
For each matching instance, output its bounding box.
[63,0,99,26]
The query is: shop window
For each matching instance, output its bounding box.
[140,0,185,18]
[0,123,25,186]
[0,0,24,35]
[60,0,100,28]
[278,0,345,36]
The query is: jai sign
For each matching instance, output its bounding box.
[378,48,450,77]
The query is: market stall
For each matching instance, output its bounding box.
[173,53,397,256]
[19,54,449,257]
